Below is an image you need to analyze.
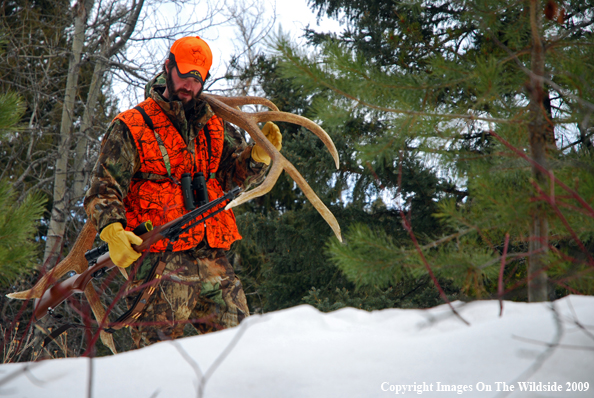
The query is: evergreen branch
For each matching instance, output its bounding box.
[489,131,594,219]
[560,130,594,151]
[278,44,518,125]
[438,208,498,255]
[481,250,549,271]
[368,228,475,269]
[551,280,583,296]
[399,210,470,326]
[485,27,594,113]
[546,18,594,47]
[318,82,516,124]
[500,246,551,294]
[337,59,473,91]
[548,246,594,273]
[365,161,385,189]
[530,180,594,268]
[397,277,430,302]
[555,200,594,217]
[546,40,594,51]
[419,229,473,251]
[396,152,470,326]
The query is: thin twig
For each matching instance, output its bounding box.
[495,303,563,398]
[0,363,44,388]
[498,233,510,317]
[169,339,203,397]
[198,317,260,398]
[489,131,594,218]
[396,150,470,326]
[170,315,265,398]
[530,180,594,267]
[485,26,594,113]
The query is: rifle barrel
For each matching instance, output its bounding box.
[33,187,241,320]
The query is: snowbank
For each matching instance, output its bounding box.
[1,295,592,397]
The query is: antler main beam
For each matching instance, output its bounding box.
[205,94,280,112]
[6,220,118,354]
[201,93,342,242]
[7,93,342,357]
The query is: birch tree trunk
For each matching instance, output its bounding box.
[43,0,95,268]
[72,0,145,202]
[72,58,106,201]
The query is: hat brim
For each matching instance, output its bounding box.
[176,63,207,83]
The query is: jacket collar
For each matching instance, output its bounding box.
[146,72,215,144]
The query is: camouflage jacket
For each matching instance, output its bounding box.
[84,72,267,233]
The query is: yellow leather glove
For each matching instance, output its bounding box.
[99,222,143,268]
[251,121,282,165]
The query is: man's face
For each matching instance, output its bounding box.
[165,62,203,105]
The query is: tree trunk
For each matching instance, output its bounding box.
[527,0,551,302]
[71,0,145,201]
[43,0,95,268]
[72,57,107,201]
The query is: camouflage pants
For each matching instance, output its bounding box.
[125,243,249,348]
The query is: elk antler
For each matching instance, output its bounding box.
[7,94,341,356]
[201,93,342,242]
[7,220,117,354]
[7,221,96,300]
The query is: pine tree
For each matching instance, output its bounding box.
[0,92,46,287]
[273,0,594,302]
[228,54,460,313]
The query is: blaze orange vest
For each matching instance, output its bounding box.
[116,98,241,252]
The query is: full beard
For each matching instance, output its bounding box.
[165,71,201,113]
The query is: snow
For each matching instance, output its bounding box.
[1,295,593,397]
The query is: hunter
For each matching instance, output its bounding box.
[84,36,282,348]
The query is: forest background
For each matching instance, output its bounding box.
[1,0,593,361]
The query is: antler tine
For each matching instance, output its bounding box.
[226,159,283,207]
[7,220,97,299]
[201,93,342,242]
[206,94,279,112]
[252,111,339,169]
[206,97,338,168]
[85,283,117,354]
[226,158,342,241]
[7,218,118,354]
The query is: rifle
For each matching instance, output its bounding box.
[33,186,241,321]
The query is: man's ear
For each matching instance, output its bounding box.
[164,59,170,73]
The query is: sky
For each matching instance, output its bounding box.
[209,0,342,68]
[1,295,592,397]
[114,0,342,107]
[208,0,341,90]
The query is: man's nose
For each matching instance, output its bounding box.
[183,78,201,91]
[181,79,192,89]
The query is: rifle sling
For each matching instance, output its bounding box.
[42,258,168,344]
[104,192,237,331]
[42,324,87,347]
[104,258,168,333]
[104,192,236,332]
[40,188,241,342]
[162,204,228,241]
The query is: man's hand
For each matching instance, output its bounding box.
[99,222,143,268]
[251,121,282,165]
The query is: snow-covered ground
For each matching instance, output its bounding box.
[1,295,592,397]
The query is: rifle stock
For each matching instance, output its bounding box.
[33,187,241,321]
